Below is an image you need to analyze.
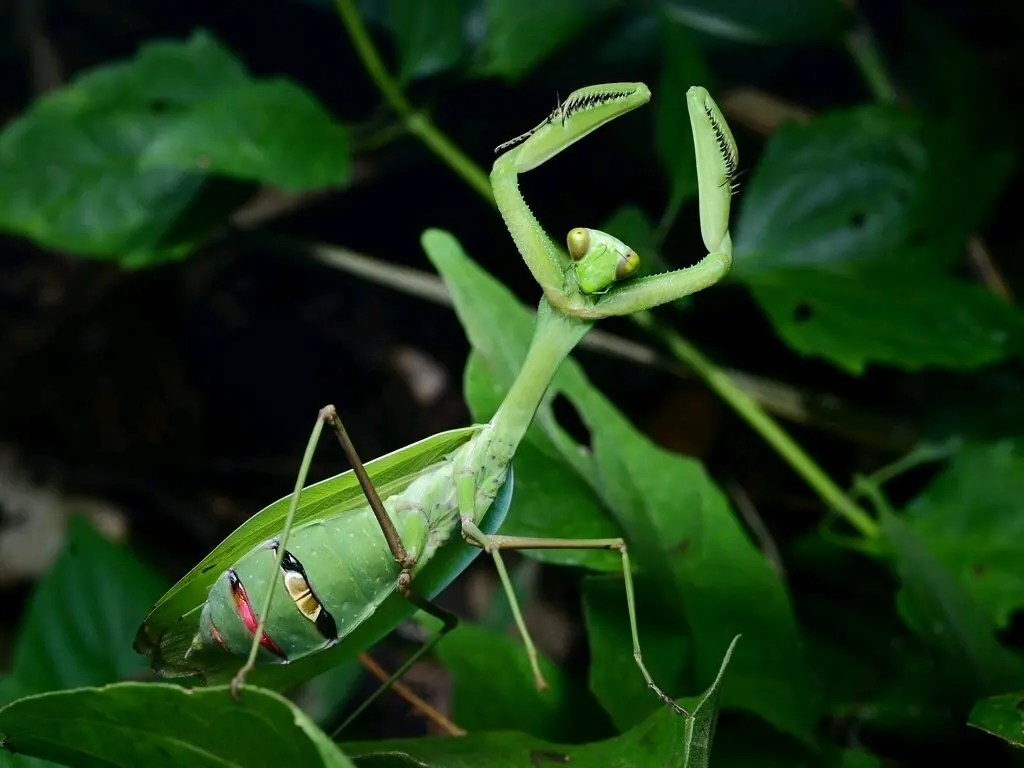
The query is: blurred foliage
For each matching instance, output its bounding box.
[2,0,1024,765]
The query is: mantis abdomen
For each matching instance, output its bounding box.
[192,430,512,664]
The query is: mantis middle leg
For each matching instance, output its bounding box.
[456,482,689,718]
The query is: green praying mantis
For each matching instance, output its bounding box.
[134,82,738,729]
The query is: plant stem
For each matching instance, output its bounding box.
[633,311,880,539]
[844,21,898,105]
[333,0,493,201]
[332,0,878,540]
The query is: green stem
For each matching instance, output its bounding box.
[331,0,878,540]
[843,21,898,105]
[492,301,592,451]
[333,0,493,201]
[632,312,880,539]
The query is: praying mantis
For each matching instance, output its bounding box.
[134,83,738,729]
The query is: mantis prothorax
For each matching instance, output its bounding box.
[135,82,738,729]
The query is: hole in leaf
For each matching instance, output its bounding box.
[792,303,814,322]
[849,212,866,228]
[552,393,592,451]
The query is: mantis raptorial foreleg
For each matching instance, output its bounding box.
[458,517,690,718]
[320,408,467,735]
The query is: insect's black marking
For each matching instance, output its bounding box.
[201,563,218,574]
[276,547,339,640]
[560,86,638,126]
[703,103,739,194]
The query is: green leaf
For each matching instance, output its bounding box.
[494,435,622,571]
[140,79,349,191]
[344,636,738,766]
[0,683,355,767]
[582,576,690,730]
[655,19,711,213]
[1,517,167,703]
[0,31,243,261]
[661,0,852,44]
[387,0,466,82]
[746,265,1024,374]
[473,0,613,80]
[0,30,349,262]
[586,423,817,740]
[422,228,817,745]
[968,693,1024,750]
[880,505,1024,701]
[434,622,610,741]
[904,441,1024,628]
[732,106,1012,279]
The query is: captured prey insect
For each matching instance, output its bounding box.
[134,82,739,726]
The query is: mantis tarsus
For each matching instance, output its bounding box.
[134,82,738,730]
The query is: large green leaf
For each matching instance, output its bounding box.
[140,79,349,191]
[745,265,1024,374]
[344,635,739,766]
[0,30,348,262]
[0,517,167,704]
[433,621,610,742]
[904,441,1024,628]
[584,422,816,737]
[880,506,1024,701]
[0,683,354,767]
[732,106,1012,279]
[968,693,1024,750]
[422,228,817,744]
[660,0,852,44]
[473,0,613,80]
[0,518,167,768]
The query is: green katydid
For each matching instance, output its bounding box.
[134,83,738,728]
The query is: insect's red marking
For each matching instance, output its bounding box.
[208,618,230,652]
[228,569,286,659]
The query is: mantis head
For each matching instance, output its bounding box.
[566,227,640,295]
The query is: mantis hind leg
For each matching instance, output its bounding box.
[231,405,429,697]
[327,406,465,736]
[459,515,691,719]
[331,606,460,737]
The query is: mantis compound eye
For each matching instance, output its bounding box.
[615,248,640,281]
[566,228,591,261]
